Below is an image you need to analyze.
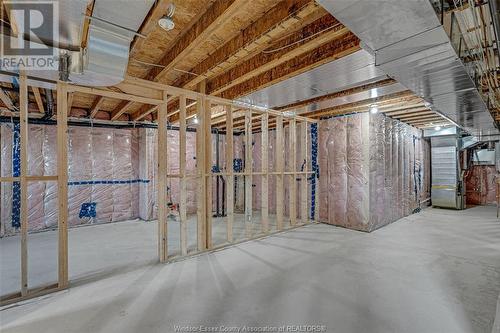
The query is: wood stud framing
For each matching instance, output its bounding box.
[276,115,284,230]
[179,95,188,256]
[0,75,318,305]
[244,109,253,238]
[288,119,297,226]
[157,90,168,262]
[261,113,269,233]
[225,105,234,242]
[300,122,308,224]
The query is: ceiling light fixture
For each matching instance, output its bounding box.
[434,125,442,131]
[369,104,378,114]
[158,3,175,31]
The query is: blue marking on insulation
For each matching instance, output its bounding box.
[67,179,150,186]
[11,123,21,228]
[310,123,318,220]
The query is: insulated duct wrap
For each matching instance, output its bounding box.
[318,113,429,232]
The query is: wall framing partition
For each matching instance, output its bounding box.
[0,77,69,305]
[0,75,317,305]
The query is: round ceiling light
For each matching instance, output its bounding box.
[369,104,378,114]
[158,3,175,31]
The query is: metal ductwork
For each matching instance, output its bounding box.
[317,0,498,135]
[1,0,154,86]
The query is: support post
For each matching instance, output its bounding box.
[244,109,253,237]
[225,105,234,242]
[196,97,206,251]
[19,75,28,295]
[204,97,212,249]
[56,81,69,288]
[261,113,269,233]
[276,115,284,230]
[179,94,187,256]
[289,119,297,226]
[157,90,168,262]
[301,122,308,223]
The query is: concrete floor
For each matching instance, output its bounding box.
[1,206,500,333]
[0,212,286,296]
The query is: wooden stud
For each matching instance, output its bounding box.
[204,97,213,249]
[0,88,15,110]
[196,96,206,251]
[244,109,253,237]
[110,100,134,121]
[56,81,69,289]
[225,105,234,242]
[157,90,168,262]
[19,75,28,295]
[32,87,44,113]
[179,94,187,256]
[289,119,297,226]
[261,113,269,233]
[89,96,104,118]
[276,115,284,230]
[300,122,308,223]
[65,85,163,105]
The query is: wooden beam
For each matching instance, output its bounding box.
[244,109,253,237]
[261,113,269,233]
[208,15,347,96]
[19,74,28,296]
[131,104,157,121]
[89,96,104,118]
[179,94,187,256]
[395,113,440,121]
[383,106,430,116]
[157,91,168,262]
[276,78,396,111]
[209,32,360,99]
[32,87,44,113]
[56,82,68,289]
[172,0,321,89]
[110,100,134,121]
[0,88,15,110]
[304,91,417,118]
[145,0,245,81]
[404,116,444,124]
[276,115,284,230]
[225,105,234,242]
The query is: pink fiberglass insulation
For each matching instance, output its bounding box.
[345,114,370,230]
[317,119,330,222]
[329,116,348,227]
[465,165,498,205]
[317,113,429,232]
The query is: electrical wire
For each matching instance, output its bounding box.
[262,24,342,54]
[130,59,205,77]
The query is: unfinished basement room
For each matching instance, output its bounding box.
[0,0,500,332]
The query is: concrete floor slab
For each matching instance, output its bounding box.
[1,206,499,333]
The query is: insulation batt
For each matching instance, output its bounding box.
[318,113,429,232]
[465,165,498,205]
[0,124,201,236]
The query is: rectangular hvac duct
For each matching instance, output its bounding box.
[317,0,498,135]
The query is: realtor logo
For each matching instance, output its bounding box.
[1,1,59,70]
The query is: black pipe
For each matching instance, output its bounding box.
[0,116,205,131]
[42,89,54,120]
[215,129,220,217]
